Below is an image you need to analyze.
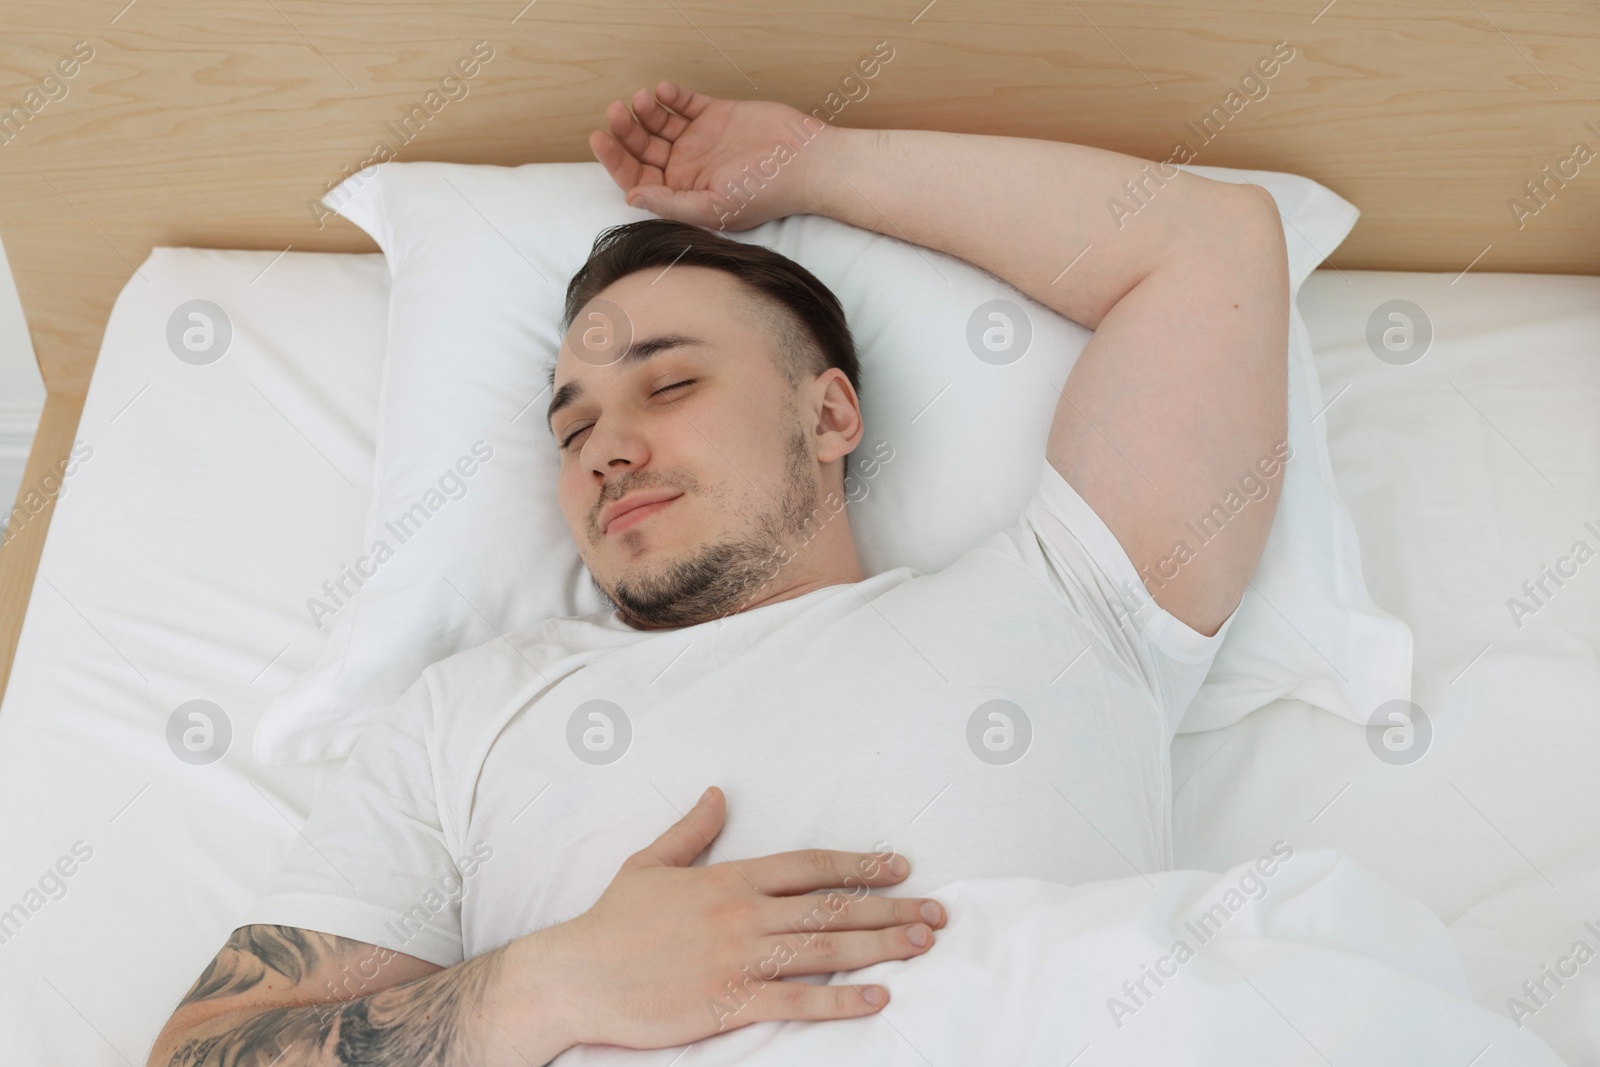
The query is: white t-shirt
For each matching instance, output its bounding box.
[242,460,1235,968]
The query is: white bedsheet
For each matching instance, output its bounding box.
[0,252,1595,1064]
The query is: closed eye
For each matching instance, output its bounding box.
[558,379,697,451]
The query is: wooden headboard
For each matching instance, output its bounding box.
[2,0,1597,697]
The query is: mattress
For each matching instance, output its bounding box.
[0,249,1596,1064]
[1175,269,1600,921]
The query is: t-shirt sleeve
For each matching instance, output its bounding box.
[237,670,467,968]
[996,457,1240,734]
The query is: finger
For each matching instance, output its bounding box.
[588,129,648,192]
[771,892,945,934]
[767,923,936,977]
[653,79,716,121]
[605,98,671,172]
[732,848,909,897]
[628,786,724,869]
[630,85,691,143]
[742,980,889,1026]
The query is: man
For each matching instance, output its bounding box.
[147,80,1286,1065]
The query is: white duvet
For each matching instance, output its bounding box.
[557,847,1561,1066]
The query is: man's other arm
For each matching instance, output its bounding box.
[144,924,539,1067]
[146,790,941,1065]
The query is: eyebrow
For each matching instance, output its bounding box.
[546,333,706,435]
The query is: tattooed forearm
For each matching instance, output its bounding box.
[167,1007,334,1067]
[167,944,507,1067]
[178,926,366,1009]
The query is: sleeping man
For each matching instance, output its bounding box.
[148,80,1287,1066]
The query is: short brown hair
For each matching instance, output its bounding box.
[561,218,861,399]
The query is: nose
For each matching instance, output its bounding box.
[583,416,650,479]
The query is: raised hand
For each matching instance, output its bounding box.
[589,81,831,231]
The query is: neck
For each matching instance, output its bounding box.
[741,496,865,613]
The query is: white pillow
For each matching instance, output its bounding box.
[253,159,1410,763]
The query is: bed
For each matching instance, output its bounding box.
[2,1,1598,1064]
[5,247,1598,1063]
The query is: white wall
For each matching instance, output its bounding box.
[0,233,46,528]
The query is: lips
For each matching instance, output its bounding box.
[600,491,683,534]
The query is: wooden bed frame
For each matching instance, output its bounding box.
[2,0,1597,702]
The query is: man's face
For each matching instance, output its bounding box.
[548,266,835,629]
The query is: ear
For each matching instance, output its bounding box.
[808,367,864,467]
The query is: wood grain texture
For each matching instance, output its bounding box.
[0,392,84,700]
[0,0,1596,702]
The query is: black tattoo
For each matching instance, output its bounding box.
[168,1007,334,1067]
[167,945,506,1066]
[177,926,364,1009]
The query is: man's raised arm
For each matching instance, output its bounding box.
[800,124,1288,638]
